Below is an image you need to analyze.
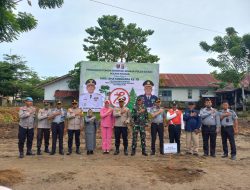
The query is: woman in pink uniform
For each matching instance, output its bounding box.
[100,100,114,154]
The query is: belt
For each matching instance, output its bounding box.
[203,125,216,127]
[152,122,163,125]
[52,122,64,125]
[222,125,233,128]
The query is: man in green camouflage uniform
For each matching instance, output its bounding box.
[131,97,149,156]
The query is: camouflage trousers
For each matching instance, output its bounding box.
[131,125,146,150]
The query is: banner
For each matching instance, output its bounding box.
[79,61,159,112]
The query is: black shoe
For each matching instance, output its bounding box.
[87,151,91,155]
[221,154,228,158]
[193,153,199,156]
[67,151,72,155]
[90,151,94,154]
[26,151,35,156]
[142,151,148,156]
[124,150,128,156]
[59,151,64,155]
[114,150,120,155]
[76,148,81,155]
[44,147,50,153]
[19,152,24,159]
[150,151,155,156]
[50,151,55,155]
[203,153,209,157]
[186,152,192,155]
[231,155,236,160]
[160,152,164,155]
[37,149,42,155]
[211,154,216,158]
[131,149,136,156]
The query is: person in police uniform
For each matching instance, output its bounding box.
[200,98,220,157]
[138,80,158,109]
[50,101,67,155]
[79,79,103,111]
[218,100,239,160]
[18,97,36,158]
[37,101,52,155]
[66,100,83,155]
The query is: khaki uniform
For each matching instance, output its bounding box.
[67,108,83,130]
[37,108,51,129]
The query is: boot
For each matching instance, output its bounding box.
[142,149,148,156]
[131,149,136,156]
[114,148,120,155]
[26,150,35,156]
[37,148,42,155]
[59,150,64,155]
[44,146,50,153]
[76,147,81,155]
[124,148,128,156]
[19,152,24,159]
[67,149,72,155]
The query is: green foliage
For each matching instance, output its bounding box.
[127,88,137,111]
[83,15,160,63]
[68,61,82,90]
[200,27,250,87]
[99,85,110,97]
[0,0,64,43]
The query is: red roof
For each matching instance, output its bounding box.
[54,90,79,98]
[160,74,218,88]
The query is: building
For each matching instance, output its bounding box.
[39,74,78,105]
[159,74,218,105]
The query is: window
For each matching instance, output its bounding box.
[188,89,192,99]
[200,89,208,96]
[161,90,172,101]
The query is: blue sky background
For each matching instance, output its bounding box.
[0,0,250,78]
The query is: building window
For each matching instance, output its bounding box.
[161,90,172,101]
[188,89,192,99]
[200,89,208,96]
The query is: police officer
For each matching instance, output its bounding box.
[200,98,220,157]
[18,97,36,158]
[150,98,166,155]
[79,79,103,112]
[50,101,67,155]
[131,96,148,156]
[167,102,184,154]
[66,100,83,155]
[138,80,158,109]
[37,101,52,155]
[113,97,131,156]
[183,102,201,156]
[218,100,239,160]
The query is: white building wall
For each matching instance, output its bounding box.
[160,88,216,102]
[44,77,73,101]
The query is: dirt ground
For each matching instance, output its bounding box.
[0,120,250,190]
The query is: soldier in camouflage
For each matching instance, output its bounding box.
[131,96,149,156]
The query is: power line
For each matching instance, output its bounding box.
[89,0,225,34]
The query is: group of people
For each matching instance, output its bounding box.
[18,95,239,160]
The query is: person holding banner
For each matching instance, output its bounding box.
[150,98,166,155]
[79,79,103,111]
[100,100,114,154]
[113,97,131,156]
[167,102,184,154]
[183,102,201,156]
[139,80,158,109]
[131,97,149,156]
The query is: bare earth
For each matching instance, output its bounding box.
[0,121,250,190]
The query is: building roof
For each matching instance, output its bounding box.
[159,74,218,88]
[241,74,250,88]
[38,74,72,88]
[54,90,79,98]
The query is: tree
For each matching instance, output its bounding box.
[83,15,160,63]
[68,61,82,90]
[200,27,250,110]
[0,0,64,43]
[127,88,137,110]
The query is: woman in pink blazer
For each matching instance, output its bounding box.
[100,100,114,154]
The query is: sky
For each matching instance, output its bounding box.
[0,0,250,78]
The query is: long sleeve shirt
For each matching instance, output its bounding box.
[19,106,36,129]
[37,108,51,129]
[183,109,201,132]
[200,107,220,126]
[113,107,131,127]
[100,107,114,128]
[51,108,67,124]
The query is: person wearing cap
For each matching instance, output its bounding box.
[18,97,36,158]
[138,80,158,109]
[66,100,83,155]
[84,109,98,155]
[37,101,52,155]
[50,101,67,155]
[200,98,220,157]
[150,98,167,155]
[183,102,201,156]
[167,102,184,154]
[79,79,103,112]
[217,100,238,160]
[100,100,114,154]
[131,96,149,156]
[113,97,131,155]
